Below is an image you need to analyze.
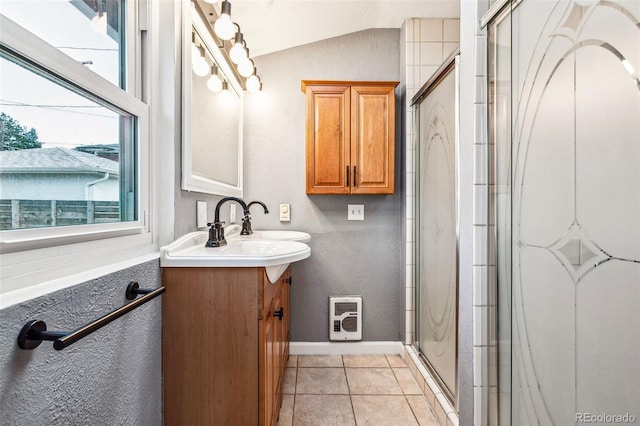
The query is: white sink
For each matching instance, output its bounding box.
[242,230,311,243]
[160,229,311,282]
[225,225,311,243]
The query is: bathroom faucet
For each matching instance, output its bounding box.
[241,201,269,235]
[206,197,250,247]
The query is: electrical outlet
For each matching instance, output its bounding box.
[196,201,207,228]
[348,204,364,221]
[279,204,290,222]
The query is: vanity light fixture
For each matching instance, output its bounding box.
[214,1,235,40]
[207,65,224,92]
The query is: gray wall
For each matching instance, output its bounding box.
[243,29,405,342]
[0,260,162,426]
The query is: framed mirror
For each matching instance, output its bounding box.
[181,1,243,196]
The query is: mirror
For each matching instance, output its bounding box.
[182,2,243,196]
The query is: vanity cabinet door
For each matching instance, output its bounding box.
[261,299,277,426]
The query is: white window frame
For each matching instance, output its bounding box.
[0,4,159,307]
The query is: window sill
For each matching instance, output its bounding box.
[0,232,160,309]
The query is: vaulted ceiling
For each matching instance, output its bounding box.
[213,0,460,57]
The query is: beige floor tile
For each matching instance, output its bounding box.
[346,368,403,395]
[387,354,407,368]
[343,354,390,368]
[394,367,423,395]
[277,394,294,426]
[287,355,298,368]
[293,395,355,426]
[298,355,343,367]
[283,367,297,394]
[351,395,418,425]
[406,395,439,426]
[296,367,349,394]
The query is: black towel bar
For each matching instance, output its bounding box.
[17,282,165,351]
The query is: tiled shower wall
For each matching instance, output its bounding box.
[401,17,461,426]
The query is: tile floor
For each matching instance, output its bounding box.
[277,354,439,425]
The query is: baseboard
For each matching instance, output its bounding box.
[290,341,404,355]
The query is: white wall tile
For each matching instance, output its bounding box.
[474,305,487,346]
[473,265,488,306]
[444,19,460,43]
[474,144,488,185]
[420,18,444,42]
[406,218,414,241]
[474,75,487,104]
[420,42,444,66]
[473,184,488,226]
[474,103,488,145]
[473,225,488,265]
[444,42,459,59]
[406,286,414,310]
[474,35,487,77]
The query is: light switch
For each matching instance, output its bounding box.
[348,204,364,221]
[280,204,290,222]
[196,201,207,228]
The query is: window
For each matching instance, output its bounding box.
[0,1,154,299]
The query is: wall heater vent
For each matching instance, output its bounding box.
[329,296,362,341]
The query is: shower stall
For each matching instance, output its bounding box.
[486,0,640,424]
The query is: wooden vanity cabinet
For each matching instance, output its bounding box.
[302,80,398,195]
[162,266,291,426]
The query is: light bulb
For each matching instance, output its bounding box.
[192,56,209,77]
[246,75,261,92]
[238,58,254,78]
[207,74,223,92]
[229,43,247,64]
[214,3,235,40]
[203,0,219,3]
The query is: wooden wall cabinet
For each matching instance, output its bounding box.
[302,80,399,195]
[163,266,290,426]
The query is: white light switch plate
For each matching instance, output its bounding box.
[280,204,291,222]
[196,201,207,228]
[348,204,364,221]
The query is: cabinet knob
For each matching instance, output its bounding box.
[284,277,292,285]
[274,307,284,320]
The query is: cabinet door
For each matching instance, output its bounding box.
[305,85,351,194]
[263,307,276,426]
[350,85,395,194]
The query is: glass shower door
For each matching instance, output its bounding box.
[488,0,640,423]
[414,55,459,404]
